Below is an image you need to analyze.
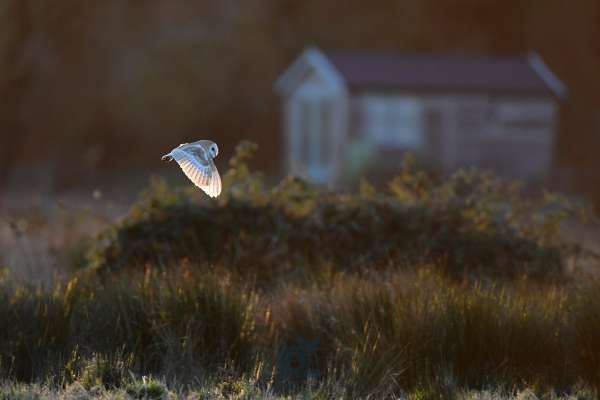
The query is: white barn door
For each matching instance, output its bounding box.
[289,83,338,184]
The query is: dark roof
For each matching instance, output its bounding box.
[326,51,564,97]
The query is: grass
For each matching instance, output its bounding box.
[2,260,600,397]
[1,142,599,399]
[0,380,595,399]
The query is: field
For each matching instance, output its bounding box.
[1,143,600,399]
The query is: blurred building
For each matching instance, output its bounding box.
[275,47,567,186]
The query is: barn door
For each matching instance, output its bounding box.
[292,85,337,184]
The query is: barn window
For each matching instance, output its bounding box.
[362,95,423,148]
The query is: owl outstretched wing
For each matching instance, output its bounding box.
[165,146,221,198]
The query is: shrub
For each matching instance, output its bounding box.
[87,143,584,284]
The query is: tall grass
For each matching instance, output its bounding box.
[2,265,600,396]
[0,267,257,386]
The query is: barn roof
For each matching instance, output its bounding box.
[326,50,567,98]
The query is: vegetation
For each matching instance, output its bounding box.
[1,143,598,399]
[89,142,582,283]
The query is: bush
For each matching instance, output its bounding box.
[87,143,583,283]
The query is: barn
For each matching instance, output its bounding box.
[274,47,567,186]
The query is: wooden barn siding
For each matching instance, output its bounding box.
[348,91,557,182]
[451,95,556,181]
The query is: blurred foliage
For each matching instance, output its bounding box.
[88,142,589,283]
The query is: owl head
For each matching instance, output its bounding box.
[207,142,218,159]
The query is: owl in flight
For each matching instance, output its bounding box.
[161,140,222,198]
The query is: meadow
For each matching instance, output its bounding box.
[1,142,599,399]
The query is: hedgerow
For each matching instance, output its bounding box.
[88,142,585,283]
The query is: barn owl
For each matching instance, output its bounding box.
[161,140,222,198]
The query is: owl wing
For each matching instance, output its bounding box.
[169,146,222,198]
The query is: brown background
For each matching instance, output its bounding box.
[1,1,599,201]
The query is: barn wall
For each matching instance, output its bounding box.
[345,91,558,182]
[451,95,557,182]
